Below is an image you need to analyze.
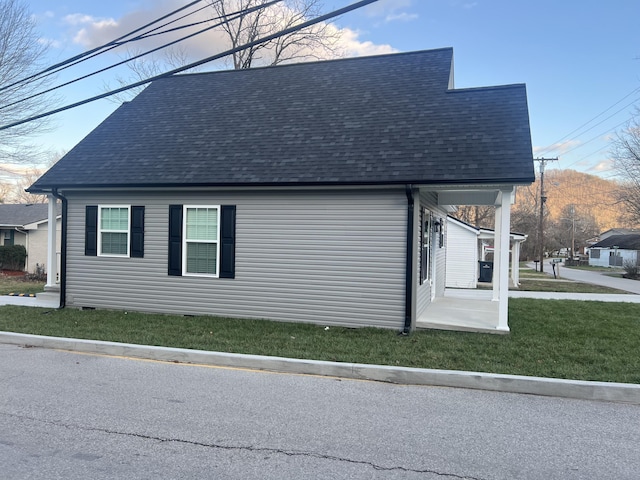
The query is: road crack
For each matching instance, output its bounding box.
[1,411,485,479]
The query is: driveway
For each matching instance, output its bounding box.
[533,261,640,294]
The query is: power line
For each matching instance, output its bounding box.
[537,85,640,156]
[0,0,282,112]
[0,0,207,95]
[0,0,380,132]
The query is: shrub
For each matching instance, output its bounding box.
[622,260,639,279]
[0,244,27,271]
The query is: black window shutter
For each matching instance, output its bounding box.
[219,205,236,279]
[130,206,145,258]
[85,206,98,256]
[168,205,183,276]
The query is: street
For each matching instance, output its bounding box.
[1,343,638,479]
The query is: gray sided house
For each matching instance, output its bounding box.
[29,48,535,333]
[0,203,61,273]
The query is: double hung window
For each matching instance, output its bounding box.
[85,205,144,258]
[168,204,236,278]
[183,206,220,276]
[99,206,130,256]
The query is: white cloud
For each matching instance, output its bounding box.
[587,159,615,173]
[63,13,105,26]
[339,28,397,57]
[65,1,398,67]
[385,12,419,23]
[365,0,413,17]
[533,140,581,156]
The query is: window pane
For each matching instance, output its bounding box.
[101,232,128,255]
[186,208,217,241]
[186,242,217,274]
[101,207,128,231]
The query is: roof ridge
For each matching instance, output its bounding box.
[163,47,455,79]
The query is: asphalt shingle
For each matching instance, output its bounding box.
[29,48,535,191]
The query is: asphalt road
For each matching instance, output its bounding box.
[539,261,640,294]
[1,344,639,480]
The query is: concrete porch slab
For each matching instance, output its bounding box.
[417,289,506,334]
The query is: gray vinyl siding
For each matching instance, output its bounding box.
[64,189,407,329]
[415,190,448,319]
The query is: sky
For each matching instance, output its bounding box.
[9,0,640,180]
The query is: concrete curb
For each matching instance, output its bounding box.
[2,331,639,405]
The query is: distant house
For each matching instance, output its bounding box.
[445,216,527,289]
[588,234,640,268]
[28,48,534,333]
[0,203,61,274]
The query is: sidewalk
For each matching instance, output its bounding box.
[0,292,59,308]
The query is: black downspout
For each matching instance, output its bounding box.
[51,188,67,309]
[403,185,414,334]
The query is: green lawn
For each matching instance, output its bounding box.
[1,299,639,384]
[0,276,45,296]
[517,279,628,294]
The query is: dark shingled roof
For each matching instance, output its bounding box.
[0,203,52,227]
[591,234,640,250]
[29,48,534,191]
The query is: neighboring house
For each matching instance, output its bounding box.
[28,48,534,333]
[445,216,527,289]
[588,234,640,268]
[586,228,640,247]
[0,203,61,273]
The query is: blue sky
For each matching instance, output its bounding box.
[19,0,640,178]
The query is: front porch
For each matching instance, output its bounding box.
[416,289,507,334]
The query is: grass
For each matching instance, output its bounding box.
[565,265,623,272]
[516,279,629,294]
[0,275,45,296]
[1,299,639,384]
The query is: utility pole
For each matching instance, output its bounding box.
[535,157,558,273]
[570,204,576,259]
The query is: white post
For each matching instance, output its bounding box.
[497,189,512,331]
[45,195,59,291]
[492,203,502,301]
[512,241,520,286]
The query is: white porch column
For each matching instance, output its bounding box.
[492,202,502,301]
[511,241,521,286]
[45,195,59,291]
[495,189,512,331]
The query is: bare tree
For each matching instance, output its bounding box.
[0,0,56,166]
[0,149,65,203]
[210,0,342,69]
[452,205,494,229]
[611,111,640,225]
[105,46,195,103]
[106,0,342,102]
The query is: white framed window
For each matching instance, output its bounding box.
[182,205,220,277]
[98,205,130,257]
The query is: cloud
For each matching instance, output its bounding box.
[338,28,397,57]
[65,1,398,67]
[533,140,581,156]
[63,13,106,26]
[38,37,62,49]
[385,12,419,23]
[586,159,615,173]
[365,0,413,17]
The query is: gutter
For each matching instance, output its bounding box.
[50,189,67,309]
[403,185,415,334]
